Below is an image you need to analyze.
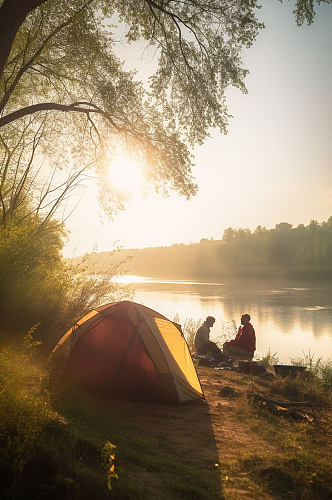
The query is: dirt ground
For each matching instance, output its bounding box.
[92,365,331,499]
[197,367,282,499]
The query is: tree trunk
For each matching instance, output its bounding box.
[0,0,46,88]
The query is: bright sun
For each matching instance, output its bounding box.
[108,153,143,194]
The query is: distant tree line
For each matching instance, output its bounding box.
[83,217,332,281]
[219,218,332,278]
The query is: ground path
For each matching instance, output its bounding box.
[85,365,331,499]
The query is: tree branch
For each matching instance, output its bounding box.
[0,102,121,131]
[0,0,94,113]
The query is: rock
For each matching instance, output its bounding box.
[219,385,238,398]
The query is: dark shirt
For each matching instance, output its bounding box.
[194,322,210,350]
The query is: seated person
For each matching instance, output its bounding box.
[223,314,256,361]
[194,316,224,363]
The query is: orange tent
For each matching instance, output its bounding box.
[52,300,203,403]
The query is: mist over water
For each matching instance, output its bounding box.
[118,276,332,364]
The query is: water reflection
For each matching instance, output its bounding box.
[117,276,332,363]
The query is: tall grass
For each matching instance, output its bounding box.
[257,348,332,389]
[257,348,279,367]
[253,348,332,405]
[179,317,202,351]
[0,343,118,499]
[290,351,332,388]
[0,344,56,481]
[269,371,330,406]
[214,319,237,348]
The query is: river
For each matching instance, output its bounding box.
[116,275,332,364]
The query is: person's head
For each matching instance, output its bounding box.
[205,316,215,328]
[241,313,251,325]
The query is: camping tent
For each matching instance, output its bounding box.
[51,300,203,403]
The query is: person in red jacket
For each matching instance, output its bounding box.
[223,314,256,361]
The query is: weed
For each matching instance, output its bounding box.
[257,348,279,367]
[174,315,237,352]
[102,441,119,490]
[320,360,332,387]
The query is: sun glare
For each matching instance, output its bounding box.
[108,153,143,194]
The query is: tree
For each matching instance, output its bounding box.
[222,227,236,243]
[0,0,320,217]
[1,0,330,221]
[0,0,263,209]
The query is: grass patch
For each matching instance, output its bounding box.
[213,366,331,498]
[291,352,332,390]
[244,400,311,451]
[221,452,332,500]
[247,452,332,499]
[2,344,330,500]
[269,371,331,406]
[54,386,221,500]
[1,345,221,499]
[0,345,118,500]
[255,348,332,406]
[256,348,279,368]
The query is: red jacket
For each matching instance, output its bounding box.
[228,323,256,356]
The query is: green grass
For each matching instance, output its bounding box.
[0,345,117,500]
[216,367,332,499]
[256,348,279,368]
[255,348,332,406]
[1,339,331,500]
[222,451,332,499]
[290,351,332,389]
[54,386,221,500]
[269,371,331,406]
[0,344,221,500]
[244,452,332,499]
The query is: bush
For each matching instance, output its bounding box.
[0,218,128,351]
[214,319,237,348]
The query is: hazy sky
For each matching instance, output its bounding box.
[63,2,332,257]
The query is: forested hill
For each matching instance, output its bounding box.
[74,218,332,280]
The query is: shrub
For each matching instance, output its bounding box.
[173,315,238,353]
[0,218,128,351]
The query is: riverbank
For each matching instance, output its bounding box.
[1,345,331,499]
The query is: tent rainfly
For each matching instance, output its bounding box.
[51,300,203,403]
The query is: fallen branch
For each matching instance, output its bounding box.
[248,392,325,425]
